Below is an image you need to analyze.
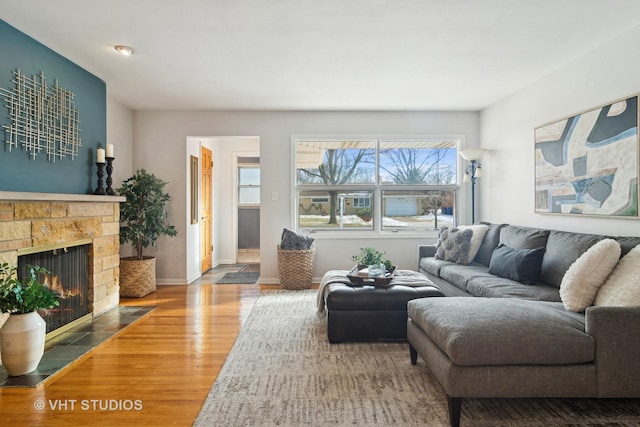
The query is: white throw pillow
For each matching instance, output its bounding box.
[594,244,640,307]
[458,224,489,261]
[560,239,621,312]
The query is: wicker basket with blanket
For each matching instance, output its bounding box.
[277,229,315,290]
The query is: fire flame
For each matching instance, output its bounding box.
[43,274,82,299]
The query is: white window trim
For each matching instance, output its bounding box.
[291,134,466,237]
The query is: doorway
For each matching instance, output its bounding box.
[185,136,260,283]
[237,158,260,263]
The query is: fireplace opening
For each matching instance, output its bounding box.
[18,242,90,334]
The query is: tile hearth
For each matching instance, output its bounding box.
[0,305,154,388]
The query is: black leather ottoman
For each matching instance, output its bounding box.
[323,271,443,343]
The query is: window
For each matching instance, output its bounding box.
[353,197,370,208]
[299,190,374,230]
[295,138,459,232]
[239,166,260,205]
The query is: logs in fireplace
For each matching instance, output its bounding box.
[18,244,89,334]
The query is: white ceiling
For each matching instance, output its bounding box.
[2,0,640,111]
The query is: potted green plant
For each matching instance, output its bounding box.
[118,169,177,297]
[351,247,393,271]
[0,263,59,376]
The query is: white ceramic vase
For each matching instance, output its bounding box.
[0,311,46,376]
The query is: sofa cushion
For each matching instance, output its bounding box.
[419,257,455,277]
[560,239,621,312]
[466,276,561,301]
[474,222,508,266]
[435,225,488,265]
[594,244,640,307]
[438,263,493,292]
[408,298,593,366]
[500,225,549,249]
[539,230,605,288]
[488,243,545,285]
[614,236,640,257]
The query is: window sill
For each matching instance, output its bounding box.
[304,230,439,240]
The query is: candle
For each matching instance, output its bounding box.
[97,148,105,163]
[106,143,114,158]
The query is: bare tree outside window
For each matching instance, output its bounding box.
[295,139,459,231]
[380,146,455,228]
[379,147,455,185]
[297,145,374,224]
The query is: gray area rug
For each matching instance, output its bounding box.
[194,290,640,426]
[216,271,259,284]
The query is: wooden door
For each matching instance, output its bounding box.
[200,147,213,272]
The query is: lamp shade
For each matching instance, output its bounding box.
[459,148,488,161]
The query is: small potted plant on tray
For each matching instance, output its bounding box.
[351,247,394,275]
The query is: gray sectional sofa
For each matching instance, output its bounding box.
[409,223,640,427]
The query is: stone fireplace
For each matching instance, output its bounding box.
[0,191,123,335]
[18,242,90,334]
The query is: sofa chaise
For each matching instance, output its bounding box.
[408,223,640,427]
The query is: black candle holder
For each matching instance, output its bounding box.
[105,157,116,195]
[94,162,106,195]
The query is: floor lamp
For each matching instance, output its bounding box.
[459,148,487,224]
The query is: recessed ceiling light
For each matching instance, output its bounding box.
[114,45,134,56]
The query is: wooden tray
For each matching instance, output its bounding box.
[347,265,397,286]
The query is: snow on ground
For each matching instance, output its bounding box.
[383,217,408,227]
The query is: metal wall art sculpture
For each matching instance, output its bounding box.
[1,69,81,162]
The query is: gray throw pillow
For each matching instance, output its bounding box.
[280,228,314,250]
[435,227,474,265]
[474,222,508,266]
[488,243,545,285]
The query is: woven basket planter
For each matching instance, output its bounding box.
[119,256,156,297]
[277,244,315,290]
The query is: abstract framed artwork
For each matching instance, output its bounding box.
[535,95,639,218]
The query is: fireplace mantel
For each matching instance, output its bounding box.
[0,191,125,203]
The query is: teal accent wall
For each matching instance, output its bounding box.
[0,19,106,194]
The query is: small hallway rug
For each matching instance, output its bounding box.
[194,290,640,426]
[214,264,260,284]
[216,271,260,284]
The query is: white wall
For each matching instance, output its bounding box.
[133,111,479,284]
[185,137,204,283]
[106,96,134,191]
[480,25,640,238]
[107,96,134,258]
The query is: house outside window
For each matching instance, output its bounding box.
[294,137,460,233]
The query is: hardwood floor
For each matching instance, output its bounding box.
[0,281,263,426]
